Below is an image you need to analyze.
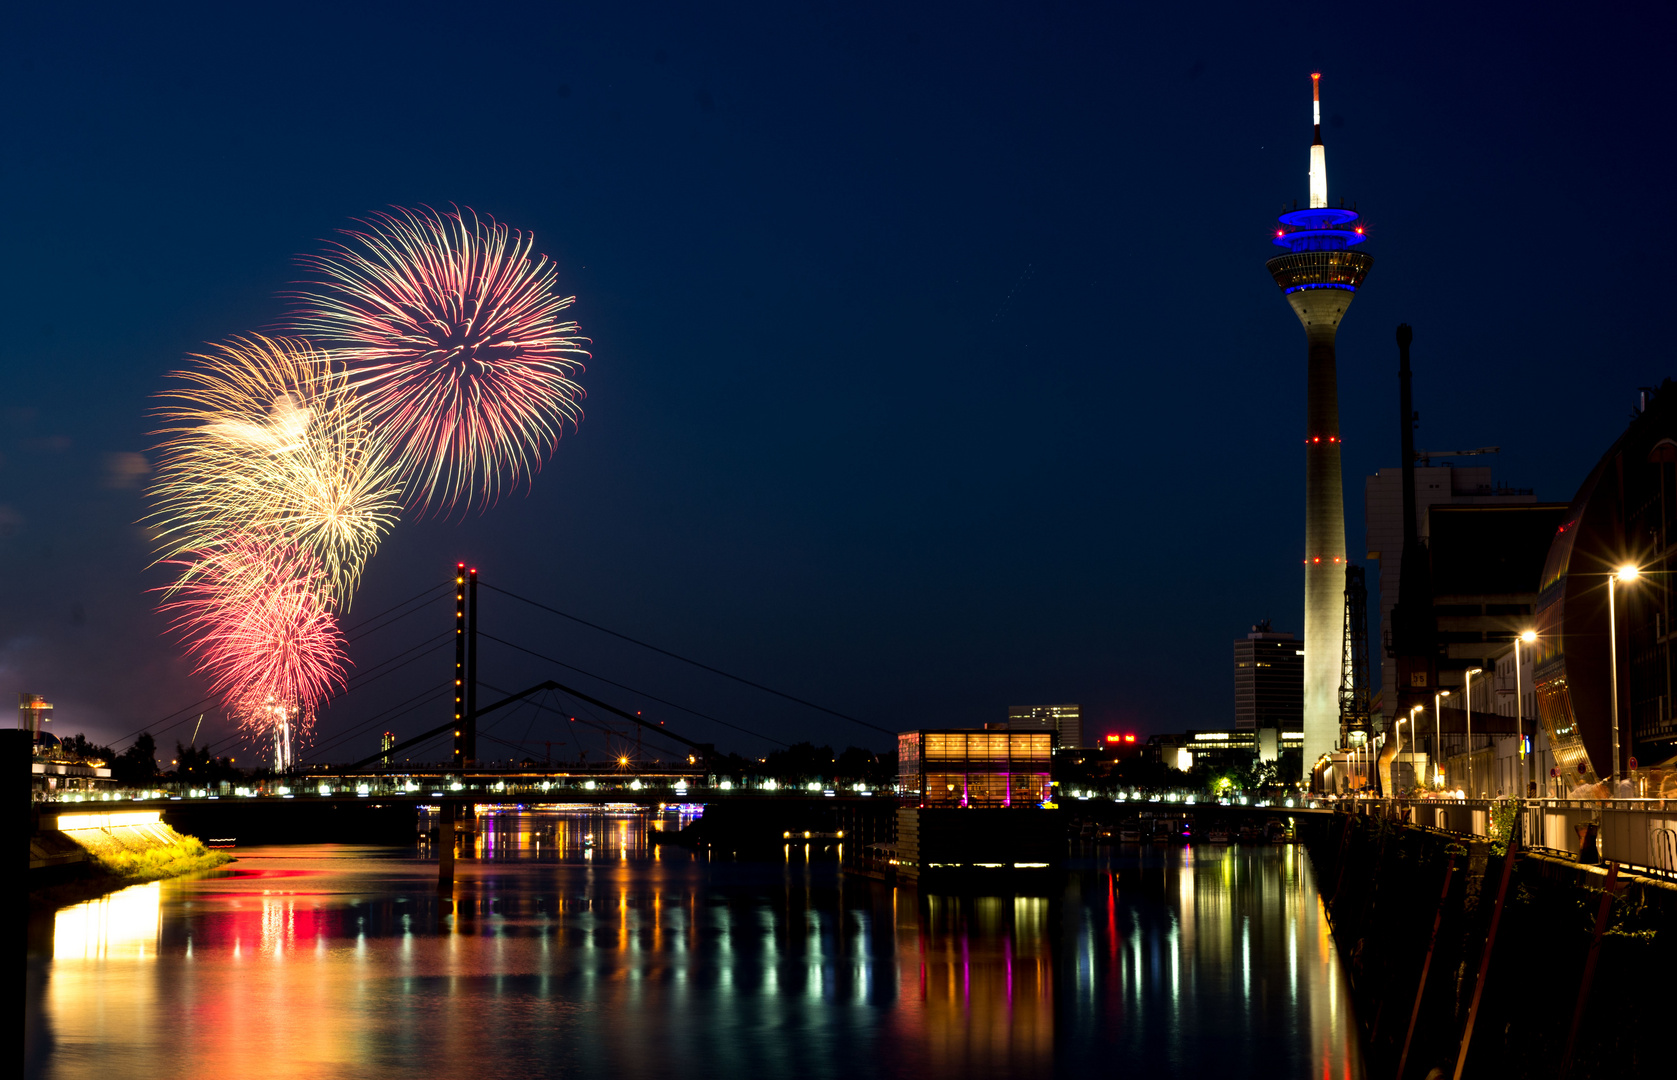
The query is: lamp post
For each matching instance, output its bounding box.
[1465,667,1484,798]
[1434,689,1451,789]
[1517,630,1537,796]
[1407,705,1422,795]
[1608,565,1640,793]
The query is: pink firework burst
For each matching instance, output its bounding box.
[291,205,589,515]
[160,539,350,743]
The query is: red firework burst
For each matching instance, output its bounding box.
[160,539,350,732]
[291,205,589,515]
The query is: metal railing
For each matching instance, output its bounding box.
[1316,794,1677,882]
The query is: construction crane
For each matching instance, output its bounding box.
[1413,446,1499,466]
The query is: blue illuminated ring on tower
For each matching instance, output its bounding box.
[1278,208,1359,228]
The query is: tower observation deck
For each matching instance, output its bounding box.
[1266,73,1372,775]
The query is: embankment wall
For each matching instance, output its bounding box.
[1307,811,1677,1080]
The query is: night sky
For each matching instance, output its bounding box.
[4,2,1673,762]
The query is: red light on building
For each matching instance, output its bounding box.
[1105,734,1122,744]
[1124,734,1136,743]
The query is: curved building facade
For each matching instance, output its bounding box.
[1533,384,1677,788]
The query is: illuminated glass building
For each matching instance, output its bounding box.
[897,729,1053,807]
[894,728,1060,883]
[1265,73,1372,771]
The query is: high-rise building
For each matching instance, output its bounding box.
[1264,73,1373,769]
[1006,704,1083,750]
[1233,623,1304,733]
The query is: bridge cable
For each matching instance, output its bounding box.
[301,684,453,762]
[478,679,691,761]
[340,581,452,636]
[480,581,892,735]
[476,632,788,748]
[107,581,453,751]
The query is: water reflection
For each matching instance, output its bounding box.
[51,881,161,961]
[35,819,1361,1079]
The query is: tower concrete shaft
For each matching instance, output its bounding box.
[1291,288,1355,769]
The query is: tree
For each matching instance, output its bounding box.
[61,733,116,763]
[834,745,896,785]
[110,733,159,787]
[762,742,835,782]
[169,740,243,783]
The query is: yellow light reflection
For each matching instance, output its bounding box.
[53,881,162,961]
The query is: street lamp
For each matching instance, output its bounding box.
[1403,705,1421,796]
[1608,564,1640,793]
[1465,667,1484,798]
[1434,689,1451,789]
[1516,630,1537,796]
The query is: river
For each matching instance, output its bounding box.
[28,809,1363,1078]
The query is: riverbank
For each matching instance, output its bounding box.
[1307,809,1677,1079]
[30,817,233,908]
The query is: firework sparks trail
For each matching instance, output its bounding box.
[158,539,350,759]
[148,335,403,609]
[290,205,590,515]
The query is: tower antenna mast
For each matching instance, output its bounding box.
[1310,73,1328,209]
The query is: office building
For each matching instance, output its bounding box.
[1005,704,1083,750]
[1233,623,1303,733]
[1365,462,1550,731]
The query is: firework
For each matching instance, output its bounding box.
[291,205,589,515]
[159,539,350,765]
[148,335,403,608]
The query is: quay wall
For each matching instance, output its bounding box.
[1306,810,1677,1080]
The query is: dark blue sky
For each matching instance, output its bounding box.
[3,1,1672,761]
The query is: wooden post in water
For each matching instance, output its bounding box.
[1452,836,1519,1080]
[1560,860,1621,1078]
[1397,855,1455,1080]
[437,802,456,894]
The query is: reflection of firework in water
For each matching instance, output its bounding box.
[159,540,349,769]
[291,205,589,515]
[148,335,402,609]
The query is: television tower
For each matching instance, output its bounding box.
[1266,73,1373,773]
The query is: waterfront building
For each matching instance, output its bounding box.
[1533,387,1677,793]
[894,728,1059,881]
[1264,73,1372,771]
[1147,728,1304,774]
[1005,704,1083,749]
[1233,622,1303,733]
[897,728,1053,807]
